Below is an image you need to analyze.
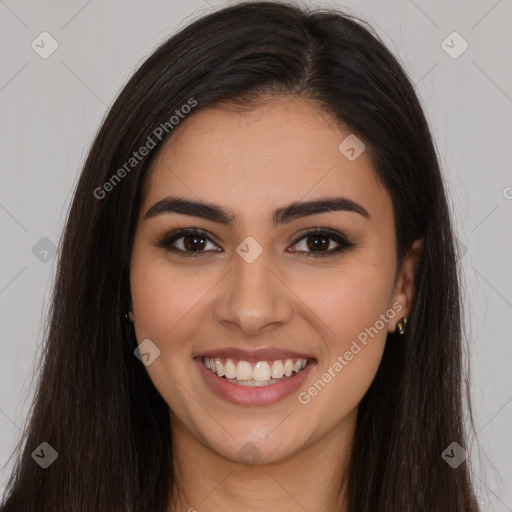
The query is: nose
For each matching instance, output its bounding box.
[213,244,294,336]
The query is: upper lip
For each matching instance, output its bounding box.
[196,347,316,362]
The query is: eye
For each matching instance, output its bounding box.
[155,228,221,257]
[288,228,356,258]
[155,227,356,258]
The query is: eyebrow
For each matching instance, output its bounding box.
[144,195,371,225]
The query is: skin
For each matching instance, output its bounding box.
[129,96,423,512]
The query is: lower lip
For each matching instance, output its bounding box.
[195,358,316,406]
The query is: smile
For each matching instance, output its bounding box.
[196,355,316,406]
[204,356,309,386]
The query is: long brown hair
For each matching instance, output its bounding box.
[0,2,479,510]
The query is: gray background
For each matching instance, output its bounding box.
[1,0,511,509]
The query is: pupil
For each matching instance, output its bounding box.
[307,235,328,252]
[184,235,206,251]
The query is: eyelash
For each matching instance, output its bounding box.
[154,227,357,258]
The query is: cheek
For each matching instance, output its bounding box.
[129,226,214,339]
[294,269,392,416]
[129,256,207,408]
[294,262,394,352]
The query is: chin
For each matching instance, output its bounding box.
[204,427,307,466]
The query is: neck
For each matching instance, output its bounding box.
[167,411,356,512]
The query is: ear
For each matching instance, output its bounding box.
[128,310,134,322]
[389,237,424,333]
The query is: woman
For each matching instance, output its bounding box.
[0,2,480,511]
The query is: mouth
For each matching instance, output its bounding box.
[202,356,310,386]
[194,350,317,406]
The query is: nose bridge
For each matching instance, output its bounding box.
[214,236,292,334]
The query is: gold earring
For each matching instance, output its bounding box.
[397,316,407,335]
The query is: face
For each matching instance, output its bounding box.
[129,96,414,465]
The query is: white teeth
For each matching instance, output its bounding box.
[203,356,310,384]
[236,360,253,381]
[253,361,271,381]
[215,358,224,377]
[270,360,284,379]
[224,359,236,379]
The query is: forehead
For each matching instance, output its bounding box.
[141,96,391,226]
